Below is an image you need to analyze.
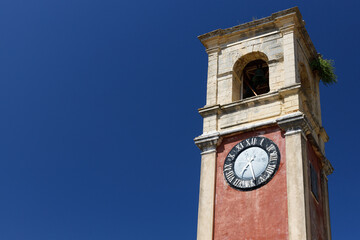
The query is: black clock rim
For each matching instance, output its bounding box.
[223,136,281,191]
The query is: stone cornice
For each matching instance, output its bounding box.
[205,46,220,54]
[198,104,221,117]
[322,158,334,176]
[320,127,329,143]
[277,112,333,175]
[194,112,333,175]
[198,7,317,58]
[198,84,301,116]
[194,132,222,154]
[219,119,278,137]
[198,7,301,42]
[277,112,311,135]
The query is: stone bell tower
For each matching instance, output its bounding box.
[194,7,333,240]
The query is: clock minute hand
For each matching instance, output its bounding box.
[249,162,256,180]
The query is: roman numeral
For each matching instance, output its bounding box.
[227,153,235,161]
[225,171,235,182]
[266,144,276,152]
[235,142,244,151]
[233,178,242,187]
[266,164,276,175]
[224,163,232,172]
[269,151,278,162]
[258,176,265,183]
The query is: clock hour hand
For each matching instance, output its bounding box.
[240,162,251,178]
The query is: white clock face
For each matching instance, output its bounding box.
[223,136,280,191]
[234,147,269,180]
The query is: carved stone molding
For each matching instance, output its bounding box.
[198,104,221,117]
[322,158,334,176]
[277,111,311,135]
[194,132,222,154]
[198,7,302,42]
[206,46,220,55]
[277,112,333,176]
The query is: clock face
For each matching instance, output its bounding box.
[223,136,280,191]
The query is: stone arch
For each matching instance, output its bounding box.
[233,52,270,100]
[233,52,269,74]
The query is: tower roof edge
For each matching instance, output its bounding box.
[198,7,301,42]
[198,7,317,58]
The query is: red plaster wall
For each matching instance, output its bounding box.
[214,127,288,240]
[307,142,327,240]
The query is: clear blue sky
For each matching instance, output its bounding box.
[0,0,358,239]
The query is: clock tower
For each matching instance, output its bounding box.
[194,7,333,240]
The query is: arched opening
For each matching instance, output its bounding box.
[241,60,269,99]
[232,52,270,101]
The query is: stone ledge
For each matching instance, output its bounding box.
[277,112,333,175]
[277,111,311,133]
[198,105,221,117]
[198,84,301,116]
[194,132,221,154]
[194,111,333,175]
[198,7,302,42]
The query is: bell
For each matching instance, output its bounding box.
[252,65,266,83]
